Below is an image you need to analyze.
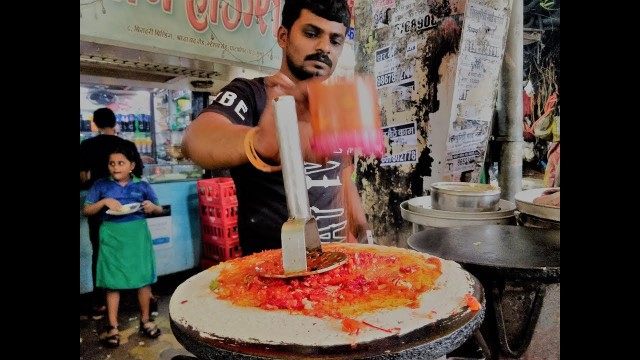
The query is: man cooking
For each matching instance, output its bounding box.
[182,0,370,255]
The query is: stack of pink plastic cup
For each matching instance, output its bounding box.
[308,75,385,157]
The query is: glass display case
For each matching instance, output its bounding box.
[153,88,191,164]
[80,88,154,160]
[143,163,203,183]
[149,88,208,182]
[80,85,205,183]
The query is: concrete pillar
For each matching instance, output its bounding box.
[495,0,523,202]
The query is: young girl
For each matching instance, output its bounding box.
[83,145,163,348]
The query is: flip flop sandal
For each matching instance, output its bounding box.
[91,305,107,320]
[139,319,161,339]
[100,325,120,348]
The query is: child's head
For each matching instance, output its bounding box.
[108,145,142,180]
[93,108,117,129]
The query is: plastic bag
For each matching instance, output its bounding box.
[534,114,559,142]
[532,92,559,142]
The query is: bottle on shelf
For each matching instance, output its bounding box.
[120,114,130,133]
[140,114,150,133]
[80,113,92,132]
[134,114,141,133]
[115,114,122,133]
[127,114,136,132]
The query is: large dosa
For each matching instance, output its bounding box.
[170,243,479,348]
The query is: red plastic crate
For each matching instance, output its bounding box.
[200,201,238,224]
[200,257,219,270]
[201,220,239,244]
[197,177,237,205]
[202,237,242,261]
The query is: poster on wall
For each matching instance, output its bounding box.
[444,0,511,181]
[373,0,396,29]
[392,80,415,112]
[380,121,419,167]
[374,45,414,89]
[388,0,438,37]
[382,121,418,146]
[371,0,430,90]
[380,148,418,167]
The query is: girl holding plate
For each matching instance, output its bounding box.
[83,145,163,348]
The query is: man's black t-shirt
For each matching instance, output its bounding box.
[202,77,349,255]
[79,134,143,190]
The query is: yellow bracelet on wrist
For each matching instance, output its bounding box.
[243,127,282,173]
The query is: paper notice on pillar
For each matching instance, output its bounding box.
[373,0,395,29]
[444,0,511,180]
[392,80,415,112]
[406,41,418,58]
[147,216,172,250]
[445,147,486,175]
[389,0,438,38]
[453,1,510,121]
[375,46,398,88]
[380,148,418,167]
[382,121,418,146]
[447,120,490,151]
[374,46,413,89]
[445,120,490,174]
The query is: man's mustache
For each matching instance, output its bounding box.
[304,52,333,68]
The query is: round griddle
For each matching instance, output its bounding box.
[408,225,560,281]
[169,256,486,360]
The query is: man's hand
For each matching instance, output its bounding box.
[253,73,324,164]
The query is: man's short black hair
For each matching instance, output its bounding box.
[93,107,117,129]
[281,0,351,32]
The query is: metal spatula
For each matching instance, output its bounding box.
[259,96,346,278]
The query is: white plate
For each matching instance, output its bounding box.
[401,200,516,228]
[106,203,141,216]
[406,196,516,219]
[514,188,560,221]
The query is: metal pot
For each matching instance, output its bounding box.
[430,182,501,212]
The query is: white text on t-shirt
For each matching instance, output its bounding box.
[211,91,248,121]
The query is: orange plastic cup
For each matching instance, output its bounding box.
[308,75,384,157]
